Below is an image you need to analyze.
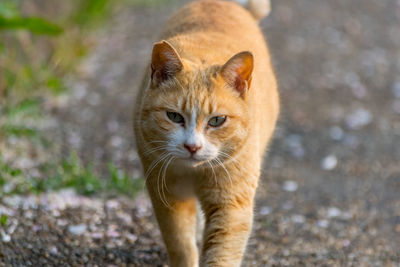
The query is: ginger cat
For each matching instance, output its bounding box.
[133,0,279,266]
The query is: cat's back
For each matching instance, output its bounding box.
[161,0,259,38]
[160,0,268,58]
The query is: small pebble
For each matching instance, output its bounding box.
[259,206,271,215]
[91,232,104,239]
[1,233,11,242]
[345,108,372,129]
[50,246,58,255]
[343,239,351,247]
[321,155,338,170]
[106,200,120,210]
[291,214,305,224]
[68,224,87,235]
[282,181,298,192]
[282,249,290,257]
[110,136,123,148]
[57,219,68,226]
[125,233,137,243]
[106,230,120,238]
[327,207,341,218]
[317,219,329,228]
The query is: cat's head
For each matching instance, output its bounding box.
[140,40,253,166]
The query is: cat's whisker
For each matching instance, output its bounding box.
[163,156,175,194]
[157,154,173,208]
[218,152,240,168]
[144,146,167,155]
[207,159,218,186]
[159,155,176,208]
[146,140,169,145]
[145,152,169,177]
[145,152,170,180]
[218,151,239,164]
[144,152,171,208]
[215,157,233,187]
[143,145,170,156]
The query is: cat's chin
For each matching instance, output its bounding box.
[175,157,206,168]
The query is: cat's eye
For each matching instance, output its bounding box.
[167,111,185,124]
[208,116,226,127]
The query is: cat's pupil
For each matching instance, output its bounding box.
[208,116,226,127]
[167,111,185,124]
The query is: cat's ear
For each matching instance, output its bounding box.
[151,40,183,86]
[220,51,253,96]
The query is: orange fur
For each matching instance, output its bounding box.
[134,1,279,266]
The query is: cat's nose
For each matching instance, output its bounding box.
[184,143,202,154]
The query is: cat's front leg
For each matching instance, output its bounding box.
[199,190,255,267]
[146,178,199,267]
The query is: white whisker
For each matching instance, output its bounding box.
[162,156,175,194]
[215,157,233,187]
[143,145,170,156]
[157,154,173,208]
[218,151,239,165]
[144,152,170,180]
[207,160,218,186]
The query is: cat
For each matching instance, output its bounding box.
[133,0,279,266]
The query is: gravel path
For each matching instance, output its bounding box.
[1,0,400,266]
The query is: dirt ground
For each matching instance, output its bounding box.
[1,0,399,266]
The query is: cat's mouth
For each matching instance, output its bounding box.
[176,155,208,167]
[185,155,202,163]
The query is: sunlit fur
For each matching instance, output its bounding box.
[133,1,279,266]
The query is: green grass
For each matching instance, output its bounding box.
[108,163,145,196]
[0,152,144,197]
[0,0,145,198]
[0,16,63,35]
[0,214,7,227]
[0,98,41,141]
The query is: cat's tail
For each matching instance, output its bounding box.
[232,0,271,20]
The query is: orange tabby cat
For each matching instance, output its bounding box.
[133,0,279,266]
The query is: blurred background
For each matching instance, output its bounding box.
[0,0,399,266]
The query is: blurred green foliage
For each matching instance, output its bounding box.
[0,16,63,35]
[0,214,7,227]
[0,151,144,196]
[0,0,145,197]
[74,0,111,27]
[0,0,169,101]
[108,163,145,196]
[0,0,108,101]
[0,98,41,139]
[0,1,20,18]
[42,152,104,195]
